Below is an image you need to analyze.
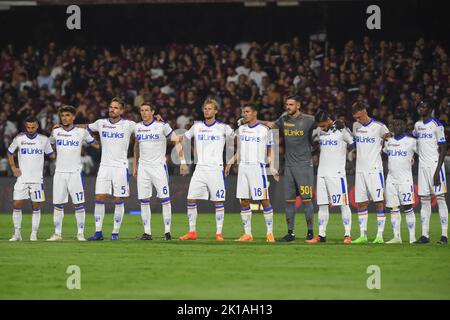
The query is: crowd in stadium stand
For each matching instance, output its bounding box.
[0,37,449,176]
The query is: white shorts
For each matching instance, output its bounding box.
[418,165,447,196]
[95,165,130,197]
[13,177,45,202]
[385,176,415,208]
[187,165,226,202]
[236,163,269,200]
[355,170,385,203]
[137,164,170,199]
[316,176,349,206]
[53,171,85,204]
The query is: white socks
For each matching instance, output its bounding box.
[75,205,85,235]
[263,206,274,235]
[241,207,252,236]
[215,204,225,234]
[187,203,198,232]
[94,201,105,232]
[376,210,386,237]
[390,207,401,239]
[53,205,64,235]
[318,205,329,237]
[341,205,352,236]
[162,198,172,234]
[420,196,431,238]
[437,195,448,237]
[405,207,416,241]
[31,208,41,234]
[112,201,125,234]
[141,200,151,235]
[357,209,368,237]
[12,208,22,235]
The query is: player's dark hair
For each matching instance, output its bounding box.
[58,105,77,115]
[285,95,301,104]
[351,101,368,114]
[242,103,258,112]
[24,116,38,124]
[111,97,125,109]
[140,101,155,111]
[417,99,433,111]
[314,109,329,123]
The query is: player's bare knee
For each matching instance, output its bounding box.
[240,199,250,208]
[113,196,124,203]
[357,202,368,210]
[96,194,106,202]
[374,201,384,211]
[13,200,23,209]
[261,199,271,208]
[403,204,412,211]
[187,199,196,205]
[31,202,41,210]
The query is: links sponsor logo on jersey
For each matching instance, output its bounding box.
[57,139,80,146]
[386,149,407,157]
[240,135,261,142]
[20,147,43,155]
[284,129,304,136]
[319,139,338,146]
[136,133,160,141]
[416,133,433,139]
[102,131,125,138]
[355,136,375,143]
[197,134,220,141]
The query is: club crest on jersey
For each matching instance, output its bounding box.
[102,131,124,138]
[57,139,79,146]
[240,135,261,142]
[355,136,375,143]
[21,148,43,155]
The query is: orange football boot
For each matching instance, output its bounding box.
[344,235,352,244]
[179,231,197,240]
[235,234,253,242]
[215,233,224,241]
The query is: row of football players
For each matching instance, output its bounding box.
[5,97,448,244]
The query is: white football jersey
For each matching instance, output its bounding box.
[7,133,54,183]
[353,118,390,172]
[184,120,234,166]
[383,135,417,183]
[51,127,95,173]
[238,122,273,164]
[317,126,354,177]
[413,118,447,168]
[88,118,135,168]
[135,119,173,166]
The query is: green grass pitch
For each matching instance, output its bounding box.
[0,212,449,299]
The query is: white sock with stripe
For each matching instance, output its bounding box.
[75,205,85,235]
[187,203,197,232]
[12,208,22,235]
[140,200,151,235]
[437,195,448,237]
[404,207,416,241]
[376,210,386,237]
[420,196,431,238]
[112,201,125,234]
[241,207,252,236]
[161,198,172,234]
[94,201,105,232]
[31,208,41,234]
[215,204,225,234]
[53,205,64,236]
[341,205,352,236]
[390,207,401,239]
[358,209,368,237]
[318,205,329,237]
[263,206,274,235]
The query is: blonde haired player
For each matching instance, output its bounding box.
[7,117,55,241]
[47,105,99,241]
[178,97,235,241]
[307,110,353,244]
[383,119,418,244]
[225,103,279,242]
[133,102,189,241]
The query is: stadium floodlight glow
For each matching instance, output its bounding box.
[244,1,267,7]
[276,1,299,6]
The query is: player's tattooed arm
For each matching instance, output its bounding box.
[170,133,189,175]
[132,140,139,177]
[7,152,21,177]
[433,143,447,186]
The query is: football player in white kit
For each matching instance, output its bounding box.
[307,110,353,244]
[413,101,447,245]
[133,102,189,241]
[383,119,418,244]
[47,105,99,241]
[7,117,55,241]
[178,97,235,241]
[351,102,391,244]
[86,97,136,241]
[225,103,279,242]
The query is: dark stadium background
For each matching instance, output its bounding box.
[0,0,449,213]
